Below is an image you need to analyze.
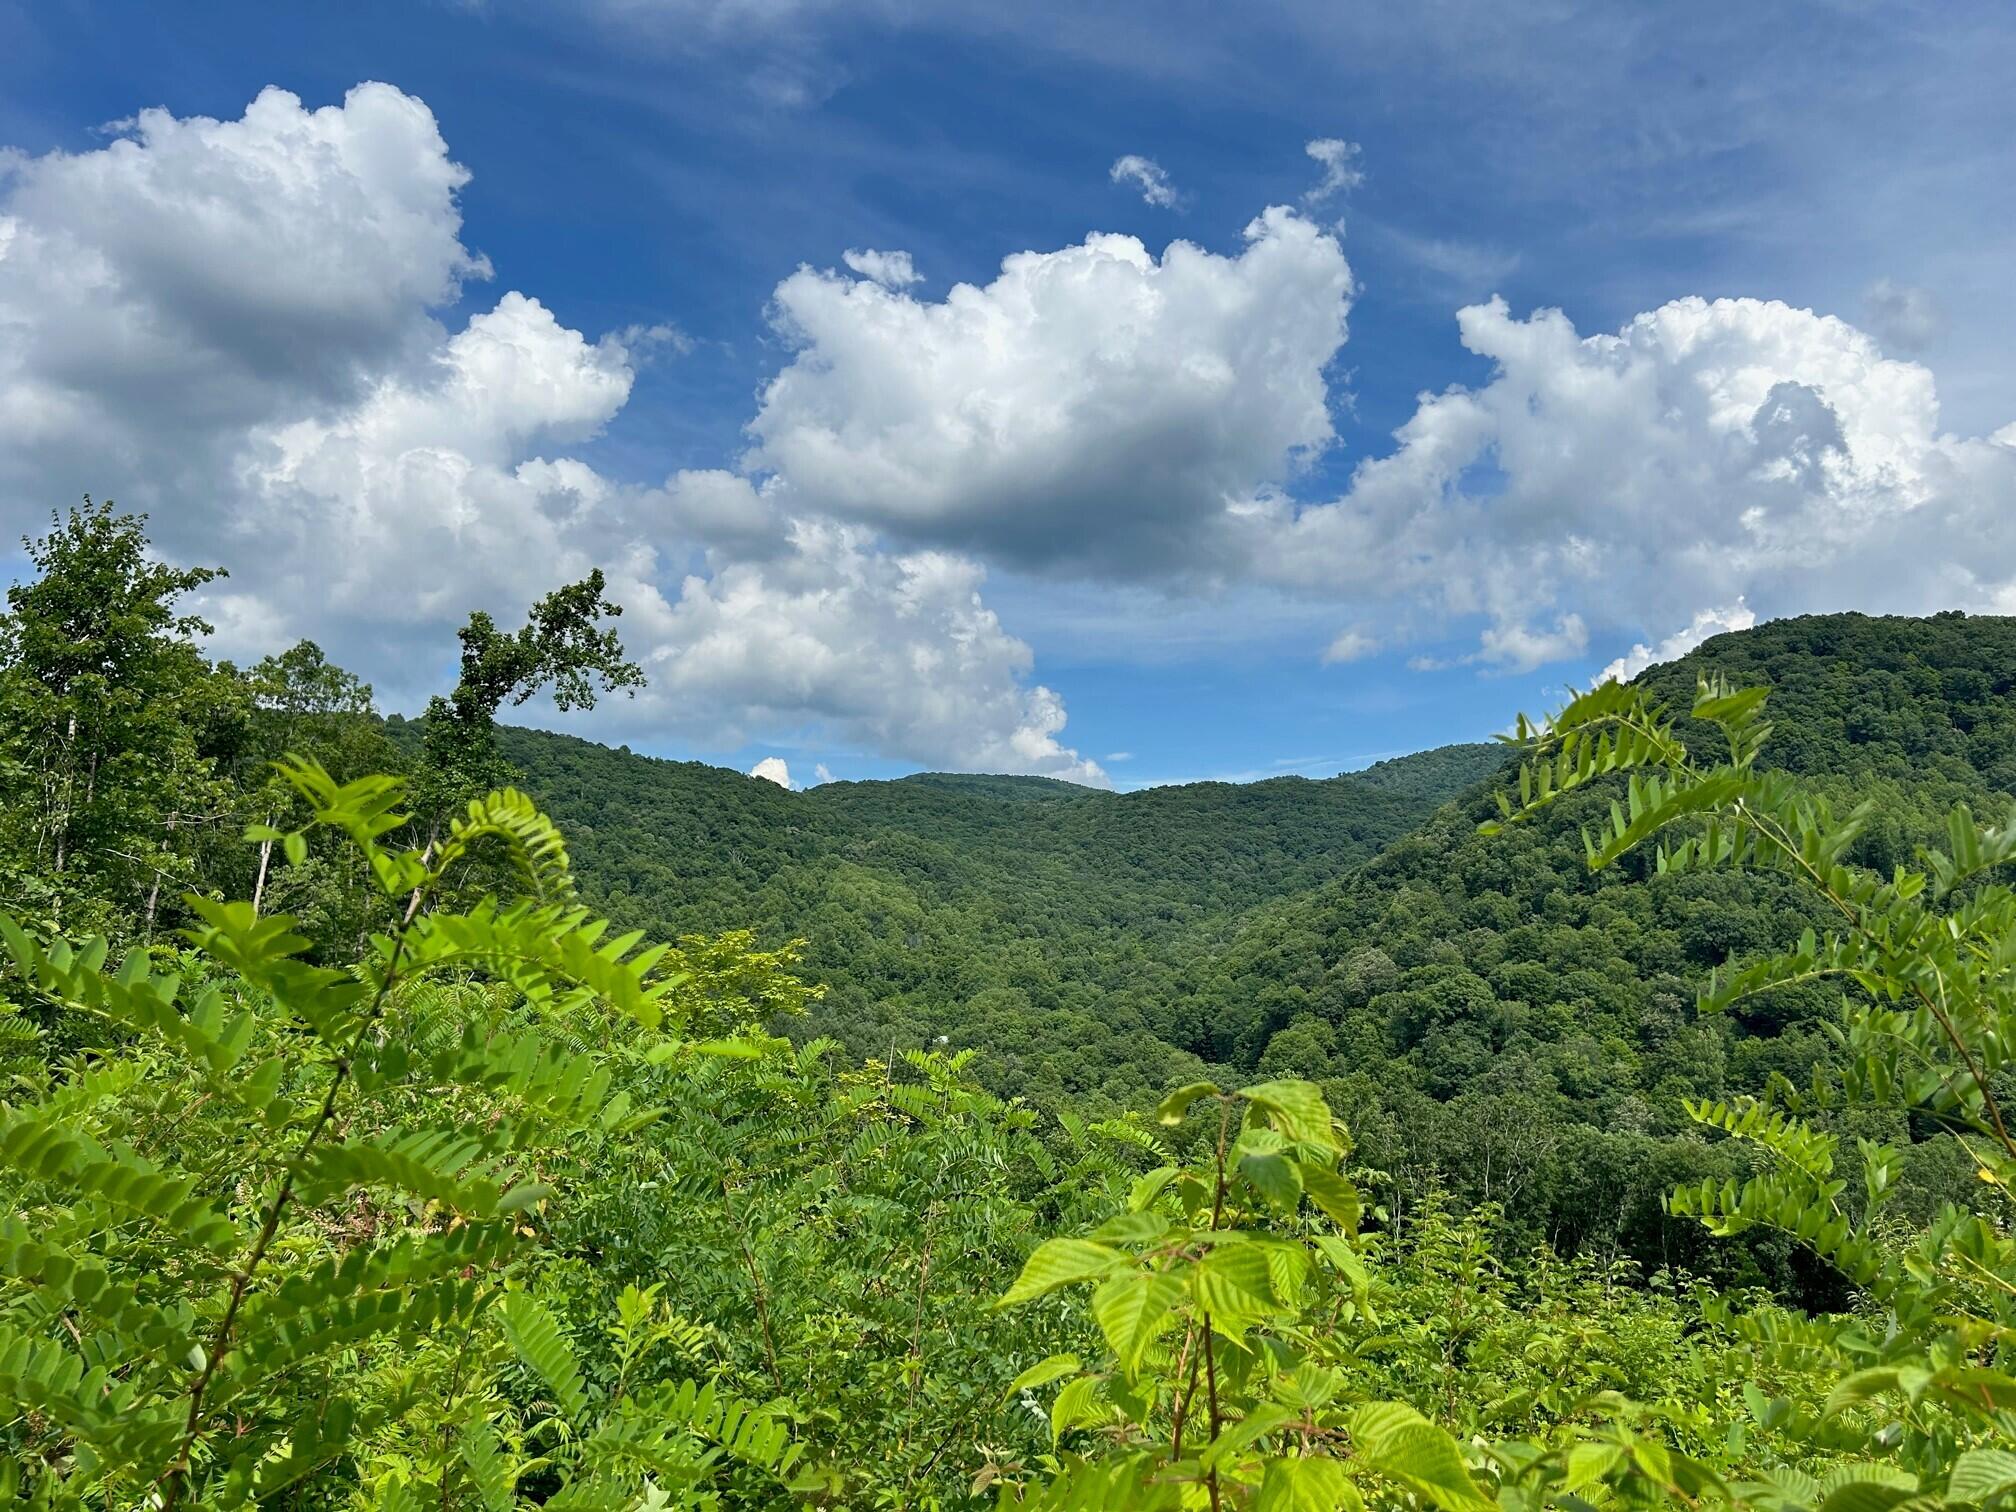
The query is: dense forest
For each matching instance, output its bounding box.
[460,615,2016,1287]
[3,503,2015,1510]
[475,723,1504,1108]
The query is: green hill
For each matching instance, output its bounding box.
[1173,611,2016,1264]
[490,728,1505,1104]
[498,611,2016,1274]
[456,612,2016,1275]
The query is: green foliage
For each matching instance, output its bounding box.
[490,725,1505,1109]
[991,1078,1818,1511]
[1173,613,2016,1279]
[417,570,643,825]
[0,762,820,1507]
[1483,668,2016,1512]
[7,505,2016,1510]
[0,500,236,934]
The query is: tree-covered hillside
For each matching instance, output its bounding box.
[489,611,2016,1279]
[483,724,1504,1106]
[1182,612,2016,1265]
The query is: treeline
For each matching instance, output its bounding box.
[0,501,638,953]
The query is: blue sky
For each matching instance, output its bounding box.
[3,1,2013,787]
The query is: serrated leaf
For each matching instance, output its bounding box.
[1256,1457,1361,1512]
[1949,1451,2016,1506]
[1091,1271,1184,1375]
[1158,1082,1221,1125]
[1088,1210,1172,1245]
[1050,1375,1102,1445]
[998,1239,1126,1307]
[1818,1479,1918,1512]
[1238,1151,1304,1212]
[1236,1079,1338,1152]
[1826,1367,1902,1416]
[1355,1409,1490,1511]
[1564,1443,1624,1493]
[1300,1163,1360,1232]
[1004,1353,1081,1400]
[1129,1165,1178,1212]
[1192,1245,1276,1342]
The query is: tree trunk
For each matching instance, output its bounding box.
[252,834,274,916]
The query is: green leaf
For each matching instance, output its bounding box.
[1129,1165,1179,1212]
[1158,1081,1221,1125]
[1238,1151,1304,1211]
[1088,1210,1172,1245]
[690,1037,765,1059]
[1353,1406,1490,1511]
[1090,1271,1184,1375]
[370,1476,424,1512]
[499,1291,590,1422]
[1005,1354,1082,1400]
[1817,1479,1918,1512]
[1563,1443,1625,1493]
[998,1238,1126,1307]
[1237,1079,1338,1153]
[1948,1450,2016,1506]
[1300,1163,1361,1232]
[1825,1367,1902,1416]
[1192,1245,1277,1341]
[1050,1374,1102,1445]
[1349,1400,1425,1445]
[1202,1404,1297,1471]
[1256,1458,1361,1512]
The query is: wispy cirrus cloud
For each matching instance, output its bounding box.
[1109,153,1181,208]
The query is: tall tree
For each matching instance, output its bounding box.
[238,639,399,914]
[0,500,230,929]
[417,569,644,830]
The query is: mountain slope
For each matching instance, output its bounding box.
[1176,612,2016,1267]
[494,730,1504,1104]
[465,613,2013,1277]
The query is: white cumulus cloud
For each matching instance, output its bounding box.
[841,247,920,287]
[0,83,488,549]
[0,83,1105,784]
[748,756,795,787]
[1598,602,1757,685]
[745,207,1354,576]
[630,522,1105,782]
[1257,294,2016,673]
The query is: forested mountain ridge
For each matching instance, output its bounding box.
[485,611,2016,1273]
[478,723,1505,1105]
[1183,611,2016,1264]
[451,612,2016,1265]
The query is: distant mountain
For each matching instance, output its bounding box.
[493,727,1506,1106]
